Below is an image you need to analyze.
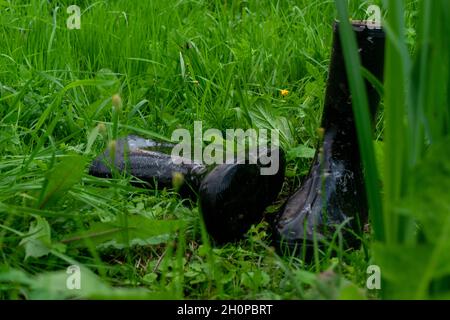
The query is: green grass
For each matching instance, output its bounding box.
[0,0,448,300]
[337,0,449,299]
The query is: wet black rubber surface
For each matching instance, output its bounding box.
[89,135,208,197]
[199,148,286,243]
[89,136,286,243]
[274,21,386,252]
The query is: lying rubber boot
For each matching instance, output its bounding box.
[89,135,208,197]
[200,147,286,244]
[89,136,286,244]
[274,21,385,255]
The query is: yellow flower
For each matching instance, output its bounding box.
[280,89,289,97]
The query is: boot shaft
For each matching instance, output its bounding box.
[321,21,385,150]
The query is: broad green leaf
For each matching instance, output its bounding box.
[404,137,450,244]
[38,155,87,208]
[294,269,317,286]
[0,265,172,299]
[338,282,366,300]
[19,216,51,260]
[0,267,34,286]
[142,273,158,284]
[287,145,315,160]
[30,266,171,300]
[240,270,270,289]
[62,215,185,249]
[373,243,450,299]
[249,103,296,150]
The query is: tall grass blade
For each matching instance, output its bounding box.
[334,1,384,241]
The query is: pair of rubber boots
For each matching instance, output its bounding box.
[89,21,385,254]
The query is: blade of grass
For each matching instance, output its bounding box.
[383,0,410,244]
[334,1,384,242]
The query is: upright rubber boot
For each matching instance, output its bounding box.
[273,21,385,255]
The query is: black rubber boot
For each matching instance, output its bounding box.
[199,147,285,244]
[89,135,208,198]
[89,136,286,244]
[273,21,385,255]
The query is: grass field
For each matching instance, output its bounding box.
[0,0,448,300]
